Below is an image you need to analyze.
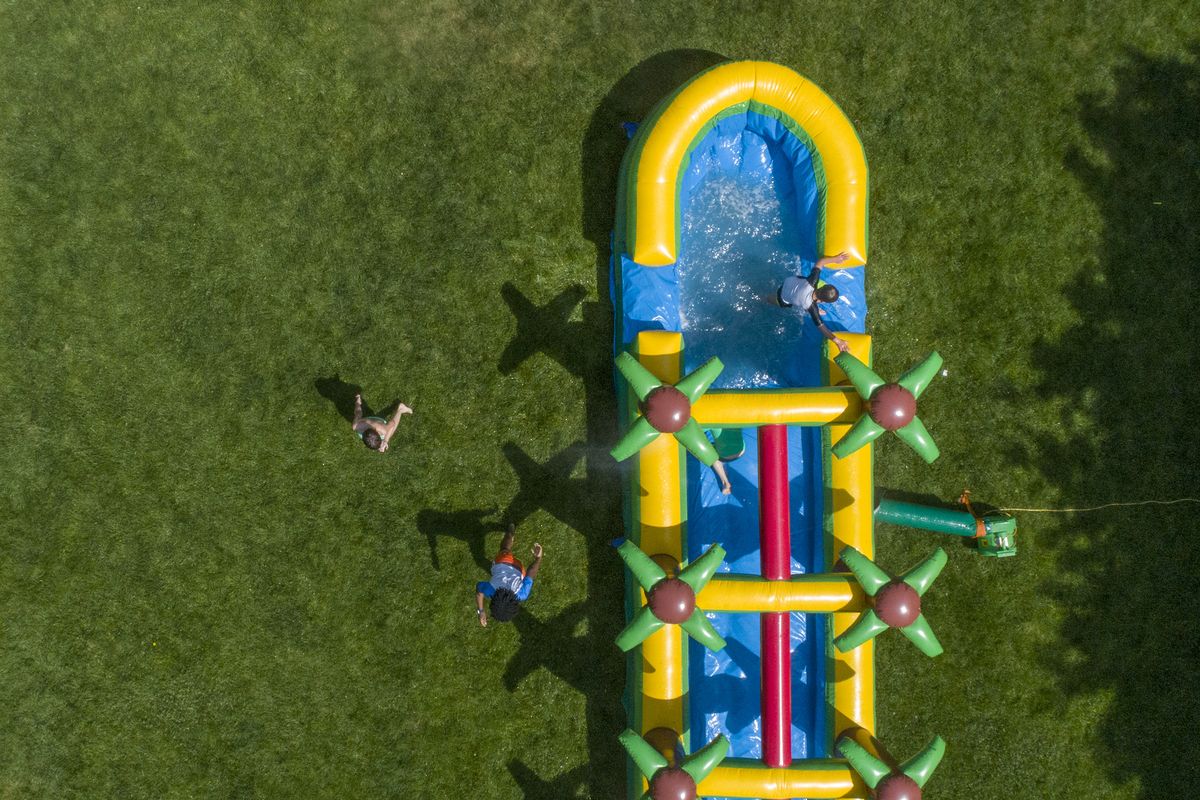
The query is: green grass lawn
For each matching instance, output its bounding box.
[1,2,1197,797]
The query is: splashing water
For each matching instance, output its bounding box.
[678,137,821,389]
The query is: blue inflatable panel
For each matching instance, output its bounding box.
[617,252,681,347]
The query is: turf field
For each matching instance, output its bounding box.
[1,2,1197,797]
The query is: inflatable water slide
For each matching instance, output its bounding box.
[606,61,997,800]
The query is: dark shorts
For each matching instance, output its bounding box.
[777,287,793,308]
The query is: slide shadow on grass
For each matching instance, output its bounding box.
[415,507,504,572]
[1028,45,1200,796]
[503,48,727,798]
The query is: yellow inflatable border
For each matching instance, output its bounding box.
[631,331,687,750]
[627,331,876,799]
[626,60,868,267]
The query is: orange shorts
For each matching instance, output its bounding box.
[494,551,526,575]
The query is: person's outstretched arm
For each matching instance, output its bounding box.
[475,590,488,627]
[815,251,850,269]
[807,305,850,352]
[353,393,364,426]
[526,543,543,580]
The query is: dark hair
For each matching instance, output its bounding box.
[362,429,383,451]
[490,588,521,622]
[815,285,840,303]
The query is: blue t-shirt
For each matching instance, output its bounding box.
[476,562,533,601]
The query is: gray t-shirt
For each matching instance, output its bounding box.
[489,562,526,594]
[779,275,816,310]
[779,266,838,343]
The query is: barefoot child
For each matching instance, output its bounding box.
[475,524,543,626]
[353,393,412,452]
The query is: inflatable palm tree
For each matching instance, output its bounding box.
[611,352,724,465]
[615,540,727,652]
[837,734,946,800]
[834,546,947,657]
[832,351,943,463]
[618,729,729,800]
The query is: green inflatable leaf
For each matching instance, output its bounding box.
[618,728,669,777]
[681,733,730,783]
[833,609,889,653]
[895,416,940,464]
[679,609,726,652]
[900,548,947,596]
[896,351,944,399]
[836,736,892,789]
[830,414,886,460]
[675,418,719,467]
[900,735,947,787]
[834,351,886,399]
[611,416,661,462]
[616,605,665,652]
[615,352,664,401]
[898,613,944,657]
[678,543,726,592]
[675,356,723,403]
[616,539,667,593]
[840,545,892,596]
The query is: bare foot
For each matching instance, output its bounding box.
[721,482,732,495]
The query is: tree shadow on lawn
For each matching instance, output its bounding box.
[1027,45,1200,796]
[503,49,727,799]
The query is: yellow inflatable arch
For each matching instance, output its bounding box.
[619,60,869,267]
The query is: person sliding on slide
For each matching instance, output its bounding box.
[773,251,852,353]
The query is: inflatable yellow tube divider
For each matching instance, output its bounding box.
[698,759,866,799]
[631,331,686,757]
[827,333,877,743]
[627,60,868,267]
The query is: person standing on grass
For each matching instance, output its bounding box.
[353,393,412,452]
[773,251,852,353]
[475,524,543,627]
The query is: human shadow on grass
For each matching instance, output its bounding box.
[1027,45,1200,797]
[314,375,406,423]
[502,49,728,797]
[415,507,504,572]
[506,760,590,800]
